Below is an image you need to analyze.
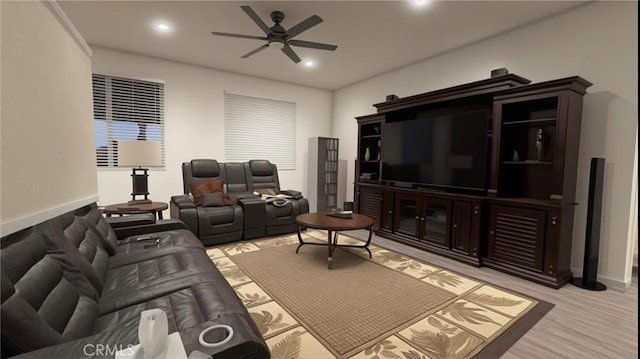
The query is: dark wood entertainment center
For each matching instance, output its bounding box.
[354,74,592,288]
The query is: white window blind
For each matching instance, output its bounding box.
[224,93,296,170]
[92,74,165,167]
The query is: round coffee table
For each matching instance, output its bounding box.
[103,202,168,220]
[295,212,375,269]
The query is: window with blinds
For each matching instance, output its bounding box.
[224,93,296,170]
[92,74,165,167]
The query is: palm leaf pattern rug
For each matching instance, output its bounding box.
[208,231,552,359]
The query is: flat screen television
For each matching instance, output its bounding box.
[381,109,490,192]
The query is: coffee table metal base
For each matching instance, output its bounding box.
[296,227,373,269]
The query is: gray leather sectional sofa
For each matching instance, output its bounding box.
[0,203,269,358]
[171,160,309,246]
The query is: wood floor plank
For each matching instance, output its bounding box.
[341,230,638,359]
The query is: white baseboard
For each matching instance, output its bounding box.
[0,195,99,237]
[571,268,632,291]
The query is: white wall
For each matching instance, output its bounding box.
[332,1,638,288]
[1,1,97,235]
[90,47,333,212]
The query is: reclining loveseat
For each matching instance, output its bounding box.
[170,159,309,246]
[0,203,269,358]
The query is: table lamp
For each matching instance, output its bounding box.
[118,140,162,205]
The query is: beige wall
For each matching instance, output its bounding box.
[332,1,638,288]
[1,1,96,235]
[90,47,333,211]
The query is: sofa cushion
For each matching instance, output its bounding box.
[115,230,204,255]
[1,228,99,354]
[202,206,236,225]
[202,192,226,207]
[223,162,249,194]
[53,213,111,294]
[98,249,221,315]
[75,203,119,255]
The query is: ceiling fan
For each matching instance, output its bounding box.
[211,6,338,64]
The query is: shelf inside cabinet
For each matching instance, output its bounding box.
[501,160,552,165]
[362,135,381,139]
[502,118,557,126]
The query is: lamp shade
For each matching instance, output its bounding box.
[118,140,162,167]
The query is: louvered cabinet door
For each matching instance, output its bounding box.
[487,205,545,271]
[357,186,382,228]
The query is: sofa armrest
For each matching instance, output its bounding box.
[172,194,195,206]
[7,322,140,358]
[9,313,269,359]
[113,219,188,240]
[105,213,156,229]
[170,199,198,236]
[280,189,303,199]
[180,313,269,359]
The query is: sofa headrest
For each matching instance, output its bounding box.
[191,159,220,178]
[249,160,274,176]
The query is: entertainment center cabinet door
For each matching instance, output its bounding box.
[487,205,545,272]
[381,191,394,232]
[356,186,382,228]
[394,194,419,238]
[419,198,451,248]
[451,202,472,255]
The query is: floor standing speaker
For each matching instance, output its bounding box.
[571,157,607,291]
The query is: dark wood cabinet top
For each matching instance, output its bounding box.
[372,74,531,114]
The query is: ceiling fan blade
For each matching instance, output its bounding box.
[241,5,271,35]
[288,39,337,51]
[281,45,301,63]
[241,44,269,59]
[285,15,323,40]
[211,31,267,40]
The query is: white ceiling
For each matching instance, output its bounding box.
[58,0,587,90]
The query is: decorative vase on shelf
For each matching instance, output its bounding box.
[512,150,519,162]
[364,147,371,161]
[536,128,543,161]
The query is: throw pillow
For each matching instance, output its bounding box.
[208,179,233,205]
[189,179,233,206]
[201,192,225,207]
[189,180,212,206]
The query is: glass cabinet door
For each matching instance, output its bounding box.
[394,195,418,238]
[420,199,451,247]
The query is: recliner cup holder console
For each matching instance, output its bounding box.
[199,325,234,348]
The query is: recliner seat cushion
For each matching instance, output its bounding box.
[115,230,204,254]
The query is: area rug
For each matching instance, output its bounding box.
[207,231,553,359]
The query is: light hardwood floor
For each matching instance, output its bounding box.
[341,229,638,359]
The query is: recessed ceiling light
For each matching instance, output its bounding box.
[156,23,171,32]
[411,0,430,7]
[303,60,315,68]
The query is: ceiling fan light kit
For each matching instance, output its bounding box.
[211,5,337,64]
